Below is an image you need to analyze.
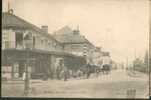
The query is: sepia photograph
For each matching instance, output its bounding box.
[1,0,150,99]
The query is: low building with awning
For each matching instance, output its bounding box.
[2,12,86,80]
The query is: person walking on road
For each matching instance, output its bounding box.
[56,66,62,80]
[59,59,68,81]
[63,65,68,81]
[86,63,91,79]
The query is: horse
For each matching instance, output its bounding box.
[102,64,111,74]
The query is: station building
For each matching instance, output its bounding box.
[2,12,86,80]
[2,11,111,80]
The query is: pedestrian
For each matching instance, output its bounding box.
[56,60,63,80]
[56,66,61,80]
[22,71,26,81]
[95,66,100,77]
[86,63,91,79]
[69,69,73,79]
[63,65,68,81]
[77,69,83,79]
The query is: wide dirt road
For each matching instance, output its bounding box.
[30,69,149,98]
[2,69,149,98]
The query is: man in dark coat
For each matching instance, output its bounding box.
[86,63,91,79]
[63,65,68,81]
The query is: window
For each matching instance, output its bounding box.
[33,36,35,48]
[5,41,10,48]
[15,32,23,49]
[48,41,51,47]
[2,33,8,41]
[41,39,44,44]
[14,63,19,73]
[53,42,57,48]
[2,32,9,49]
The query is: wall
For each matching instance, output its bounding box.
[2,28,63,52]
[2,29,15,49]
[63,43,94,56]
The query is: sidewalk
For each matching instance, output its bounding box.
[126,70,148,78]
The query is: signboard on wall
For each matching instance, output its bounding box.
[2,66,12,79]
[2,66,12,73]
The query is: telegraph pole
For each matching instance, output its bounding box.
[24,60,29,96]
[23,33,32,96]
[134,48,136,59]
[133,48,137,73]
[7,0,10,12]
[126,57,128,70]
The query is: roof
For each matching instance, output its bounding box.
[3,12,37,29]
[3,48,84,58]
[2,12,59,43]
[53,26,94,46]
[54,26,73,35]
[101,51,110,56]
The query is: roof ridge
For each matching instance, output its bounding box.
[2,12,60,43]
[53,25,73,35]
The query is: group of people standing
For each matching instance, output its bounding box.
[55,59,112,81]
[56,59,68,81]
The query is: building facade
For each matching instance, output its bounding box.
[53,26,95,63]
[2,12,86,80]
[2,13,62,51]
[2,11,111,80]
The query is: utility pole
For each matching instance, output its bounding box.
[23,33,33,96]
[133,48,137,73]
[126,57,128,70]
[8,0,10,12]
[7,0,14,14]
[77,25,79,31]
[24,49,30,96]
[24,60,29,96]
[134,48,136,59]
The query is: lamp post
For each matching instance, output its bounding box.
[24,61,29,96]
[23,33,32,96]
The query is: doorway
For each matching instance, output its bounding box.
[15,32,23,49]
[18,61,25,78]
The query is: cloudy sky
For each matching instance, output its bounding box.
[3,0,149,63]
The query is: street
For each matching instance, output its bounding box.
[2,69,149,98]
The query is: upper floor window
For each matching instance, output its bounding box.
[53,42,57,48]
[41,39,44,44]
[2,30,16,49]
[33,36,35,48]
[15,32,23,49]
[48,41,52,47]
[2,32,9,41]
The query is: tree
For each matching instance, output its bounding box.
[133,58,143,72]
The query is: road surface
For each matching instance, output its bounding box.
[2,69,149,98]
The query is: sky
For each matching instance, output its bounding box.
[3,0,149,63]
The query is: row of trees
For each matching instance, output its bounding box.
[133,51,149,73]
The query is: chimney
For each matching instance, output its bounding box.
[7,0,14,14]
[73,29,79,35]
[41,25,48,33]
[73,25,80,35]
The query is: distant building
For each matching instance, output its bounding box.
[91,47,102,65]
[92,49,112,66]
[53,26,95,63]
